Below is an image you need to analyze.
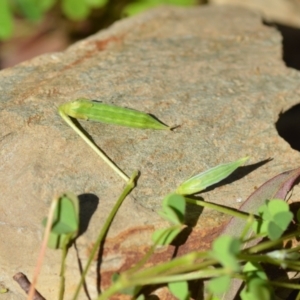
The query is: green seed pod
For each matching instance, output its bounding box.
[176,157,249,195]
[59,98,170,130]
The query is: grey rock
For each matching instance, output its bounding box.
[211,0,300,28]
[1,4,300,299]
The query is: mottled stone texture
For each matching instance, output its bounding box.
[211,0,300,27]
[1,5,300,299]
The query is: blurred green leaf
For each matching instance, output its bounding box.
[207,275,231,295]
[241,278,272,300]
[123,0,196,16]
[0,287,8,294]
[296,208,300,224]
[152,226,182,245]
[40,0,56,11]
[165,0,197,4]
[85,0,108,7]
[0,0,13,40]
[123,0,160,16]
[210,235,241,272]
[158,193,186,225]
[176,157,249,195]
[243,262,267,280]
[43,192,79,249]
[62,0,90,20]
[168,281,189,300]
[111,273,141,296]
[14,0,44,21]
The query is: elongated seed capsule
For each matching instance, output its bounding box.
[59,98,170,130]
[176,157,249,195]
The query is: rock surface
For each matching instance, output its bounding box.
[211,0,300,28]
[1,4,300,300]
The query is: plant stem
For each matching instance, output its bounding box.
[27,196,59,300]
[72,171,138,300]
[58,235,71,300]
[185,197,251,220]
[97,254,215,299]
[270,280,300,290]
[59,110,129,182]
[247,231,300,254]
[131,268,228,285]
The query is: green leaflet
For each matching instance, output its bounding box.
[59,98,170,130]
[176,157,249,195]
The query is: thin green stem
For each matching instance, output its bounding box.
[285,244,300,253]
[240,214,255,241]
[131,268,228,285]
[58,235,71,300]
[129,251,209,279]
[246,231,300,254]
[27,196,59,300]
[126,228,173,275]
[59,109,129,182]
[185,197,251,220]
[270,280,300,290]
[97,253,215,300]
[72,171,138,300]
[99,257,217,299]
[237,254,290,269]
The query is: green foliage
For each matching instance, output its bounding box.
[297,208,300,223]
[38,158,300,300]
[207,275,231,295]
[111,273,142,296]
[85,0,108,6]
[62,0,90,21]
[13,0,55,21]
[241,278,272,300]
[168,281,190,300]
[241,262,273,300]
[0,0,195,40]
[0,0,13,40]
[0,287,8,294]
[152,226,183,245]
[158,193,186,224]
[123,0,197,16]
[43,192,79,249]
[153,193,186,245]
[176,157,249,195]
[243,262,268,281]
[210,235,241,272]
[253,199,293,240]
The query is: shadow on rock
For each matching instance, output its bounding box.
[265,21,300,71]
[275,103,300,152]
[77,193,99,236]
[203,158,272,193]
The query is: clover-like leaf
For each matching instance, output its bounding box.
[158,193,186,225]
[168,281,189,300]
[210,235,241,272]
[243,262,267,280]
[207,275,231,295]
[43,192,79,249]
[241,277,272,300]
[253,199,292,241]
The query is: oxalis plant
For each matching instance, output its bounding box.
[21,99,300,300]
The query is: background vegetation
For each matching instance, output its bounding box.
[0,0,205,41]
